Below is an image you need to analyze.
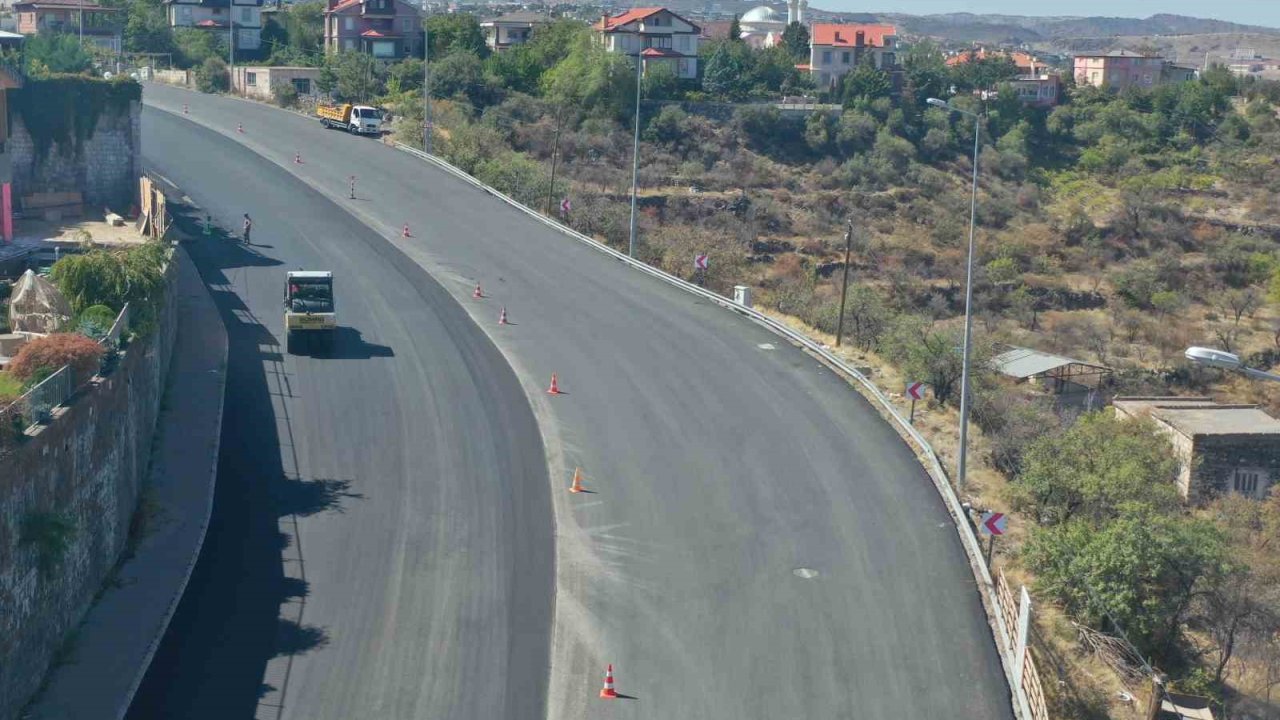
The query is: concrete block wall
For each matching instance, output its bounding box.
[0,258,177,720]
[7,100,141,211]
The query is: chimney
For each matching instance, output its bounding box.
[855,30,864,47]
[833,30,841,43]
[601,13,609,31]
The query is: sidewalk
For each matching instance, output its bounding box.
[24,246,228,720]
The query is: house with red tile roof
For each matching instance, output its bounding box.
[946,47,1043,75]
[15,0,122,52]
[324,0,421,60]
[594,7,701,80]
[808,23,897,90]
[162,0,262,51]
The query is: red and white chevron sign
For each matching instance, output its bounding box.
[560,198,571,215]
[980,512,1007,537]
[906,381,926,400]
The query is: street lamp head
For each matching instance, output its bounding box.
[1185,346,1242,371]
[926,97,949,108]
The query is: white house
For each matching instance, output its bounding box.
[594,7,701,80]
[480,11,549,53]
[164,0,263,51]
[808,23,897,90]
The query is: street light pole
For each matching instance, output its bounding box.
[835,219,854,347]
[423,20,432,153]
[927,97,982,491]
[627,50,642,258]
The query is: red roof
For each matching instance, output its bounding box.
[594,7,662,31]
[328,0,362,13]
[594,7,697,33]
[195,19,223,27]
[947,47,1039,69]
[810,23,895,48]
[640,47,684,58]
[359,28,400,37]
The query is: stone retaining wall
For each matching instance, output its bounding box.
[0,256,178,720]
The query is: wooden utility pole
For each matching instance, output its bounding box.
[835,219,854,347]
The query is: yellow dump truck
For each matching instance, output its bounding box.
[316,103,383,136]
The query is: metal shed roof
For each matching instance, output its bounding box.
[992,346,1108,380]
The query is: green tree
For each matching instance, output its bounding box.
[702,40,748,99]
[324,50,383,101]
[840,55,890,106]
[429,50,490,105]
[948,55,1018,92]
[386,58,423,94]
[1024,509,1226,660]
[194,56,228,92]
[642,60,679,100]
[23,33,92,75]
[879,315,991,405]
[727,14,742,41]
[426,13,485,58]
[123,2,177,55]
[780,21,808,62]
[902,38,947,107]
[542,32,635,121]
[1009,412,1181,526]
[174,26,223,67]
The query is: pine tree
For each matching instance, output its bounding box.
[728,14,742,41]
[780,21,809,61]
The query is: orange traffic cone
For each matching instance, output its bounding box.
[237,122,244,133]
[569,468,585,493]
[402,224,412,238]
[473,284,484,299]
[498,307,509,325]
[547,373,561,395]
[599,664,618,699]
[182,103,189,115]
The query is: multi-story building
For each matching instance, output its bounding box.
[1007,73,1061,107]
[808,23,897,91]
[479,11,549,53]
[164,0,263,51]
[947,47,1043,75]
[594,7,701,80]
[324,0,422,60]
[1072,50,1165,90]
[14,0,122,53]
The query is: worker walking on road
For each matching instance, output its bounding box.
[242,213,253,245]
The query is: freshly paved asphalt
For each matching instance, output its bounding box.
[136,84,1015,720]
[128,109,552,720]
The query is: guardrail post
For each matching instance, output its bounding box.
[1014,586,1031,685]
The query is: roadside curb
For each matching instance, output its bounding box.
[23,246,229,720]
[392,141,1032,720]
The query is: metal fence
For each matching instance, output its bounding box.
[104,303,131,349]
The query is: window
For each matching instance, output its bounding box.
[841,51,849,64]
[371,39,395,57]
[344,16,353,30]
[822,50,831,65]
[292,77,311,94]
[240,7,250,22]
[245,71,256,86]
[1232,468,1263,497]
[650,14,667,26]
[179,6,191,21]
[675,35,686,51]
[678,58,688,76]
[401,18,411,31]
[645,35,670,49]
[344,38,355,50]
[882,52,895,67]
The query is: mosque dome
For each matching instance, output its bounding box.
[740,6,782,24]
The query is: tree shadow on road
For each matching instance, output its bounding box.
[272,477,363,517]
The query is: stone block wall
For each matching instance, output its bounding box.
[7,100,141,210]
[0,256,177,720]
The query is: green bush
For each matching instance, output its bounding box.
[195,57,228,93]
[273,82,299,108]
[49,244,169,337]
[75,304,117,340]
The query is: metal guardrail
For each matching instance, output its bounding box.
[393,140,1036,720]
[104,303,131,349]
[5,364,74,430]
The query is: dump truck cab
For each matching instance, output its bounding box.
[285,271,336,353]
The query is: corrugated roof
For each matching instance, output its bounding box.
[810,23,895,48]
[992,346,1096,379]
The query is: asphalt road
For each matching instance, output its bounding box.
[128,108,552,720]
[138,84,1015,720]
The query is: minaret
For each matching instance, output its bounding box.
[787,0,797,25]
[798,0,807,24]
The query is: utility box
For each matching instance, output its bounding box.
[733,285,752,308]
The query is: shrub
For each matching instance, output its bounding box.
[273,82,299,108]
[49,244,168,336]
[8,333,106,384]
[195,57,228,94]
[75,304,117,340]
